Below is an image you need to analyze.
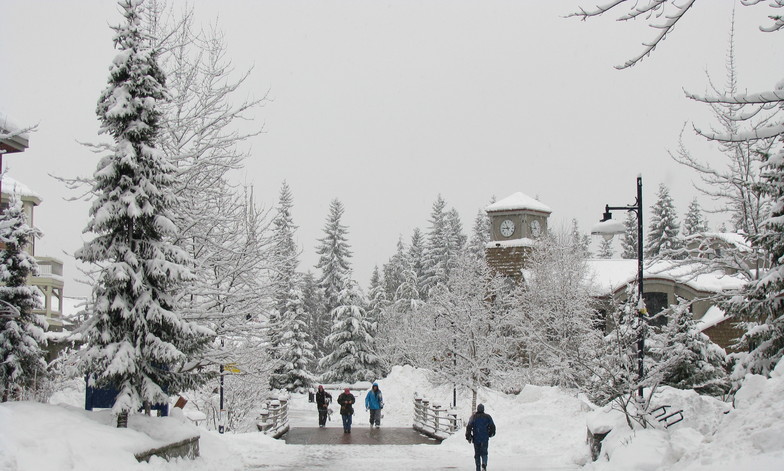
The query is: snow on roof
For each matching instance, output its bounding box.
[1,174,41,203]
[486,192,552,214]
[586,259,746,296]
[686,232,753,252]
[0,111,30,140]
[486,238,537,249]
[696,305,729,331]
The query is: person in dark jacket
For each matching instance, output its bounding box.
[337,388,356,433]
[364,382,384,428]
[465,403,496,471]
[315,385,332,428]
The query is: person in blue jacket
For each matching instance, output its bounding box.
[465,404,496,471]
[364,382,384,428]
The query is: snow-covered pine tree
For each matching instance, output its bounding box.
[319,279,381,383]
[408,228,427,299]
[0,199,47,402]
[570,218,591,258]
[268,280,316,393]
[421,196,464,298]
[647,298,729,397]
[467,208,491,260]
[301,271,328,358]
[268,181,306,389]
[78,0,211,426]
[382,236,407,302]
[621,211,638,259]
[682,198,709,237]
[727,145,784,378]
[366,266,387,331]
[598,238,614,259]
[645,184,682,258]
[315,199,353,315]
[447,208,467,252]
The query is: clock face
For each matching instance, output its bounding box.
[530,219,541,237]
[499,219,515,238]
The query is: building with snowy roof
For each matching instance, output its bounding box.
[1,124,65,336]
[484,192,551,280]
[484,191,749,351]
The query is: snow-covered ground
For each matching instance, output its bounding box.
[2,364,784,470]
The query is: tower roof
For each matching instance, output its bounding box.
[486,192,551,214]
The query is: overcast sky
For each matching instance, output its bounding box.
[2,0,783,298]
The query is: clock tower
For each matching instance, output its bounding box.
[485,192,551,279]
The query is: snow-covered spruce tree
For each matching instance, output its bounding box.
[420,196,465,299]
[315,199,353,317]
[598,238,614,259]
[467,207,491,261]
[382,236,407,302]
[408,227,427,299]
[511,230,603,389]
[645,184,681,258]
[313,199,352,361]
[268,181,302,389]
[682,198,709,237]
[301,271,327,357]
[0,199,47,402]
[268,280,316,393]
[78,0,211,427]
[569,218,591,259]
[319,279,381,384]
[727,147,784,378]
[621,211,638,260]
[366,265,387,333]
[647,298,729,397]
[418,253,513,411]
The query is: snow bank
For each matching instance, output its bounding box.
[585,361,784,471]
[0,402,199,471]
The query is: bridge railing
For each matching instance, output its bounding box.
[413,394,460,441]
[256,394,290,439]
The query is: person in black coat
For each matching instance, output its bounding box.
[315,385,332,427]
[465,404,496,471]
[337,388,356,433]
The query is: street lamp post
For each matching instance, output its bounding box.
[591,175,645,398]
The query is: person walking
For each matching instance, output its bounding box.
[364,382,384,428]
[337,388,356,433]
[315,385,332,428]
[465,403,496,471]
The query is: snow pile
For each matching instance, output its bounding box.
[586,361,784,470]
[0,402,199,471]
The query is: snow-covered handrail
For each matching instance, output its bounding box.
[413,394,460,441]
[256,394,290,439]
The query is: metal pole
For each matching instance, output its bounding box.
[635,176,645,399]
[219,363,225,433]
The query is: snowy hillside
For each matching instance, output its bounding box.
[1,364,784,470]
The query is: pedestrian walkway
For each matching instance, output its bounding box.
[284,426,441,445]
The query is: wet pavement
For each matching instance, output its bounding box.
[283,426,442,445]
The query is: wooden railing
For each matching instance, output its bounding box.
[413,394,460,441]
[256,395,290,439]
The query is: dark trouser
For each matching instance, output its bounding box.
[473,440,489,471]
[369,408,381,426]
[342,414,352,431]
[318,407,328,426]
